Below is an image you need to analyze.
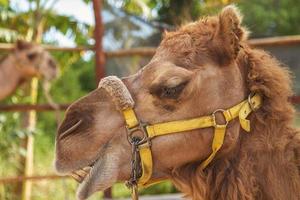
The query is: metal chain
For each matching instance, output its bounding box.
[125,137,141,200]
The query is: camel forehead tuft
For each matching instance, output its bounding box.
[154,17,219,67]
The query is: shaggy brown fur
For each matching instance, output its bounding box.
[170,26,300,200]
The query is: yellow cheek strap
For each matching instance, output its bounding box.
[137,143,153,186]
[122,93,262,187]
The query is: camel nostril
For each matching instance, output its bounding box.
[58,119,83,140]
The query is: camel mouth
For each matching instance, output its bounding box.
[75,144,121,200]
[69,149,103,184]
[70,164,94,183]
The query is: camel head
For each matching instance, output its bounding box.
[13,40,58,81]
[55,5,250,199]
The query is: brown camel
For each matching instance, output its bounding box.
[55,5,300,200]
[0,40,58,100]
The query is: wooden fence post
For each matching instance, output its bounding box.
[92,0,111,198]
[21,78,38,200]
[93,0,106,84]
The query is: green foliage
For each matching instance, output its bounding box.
[45,12,93,45]
[0,0,93,43]
[149,0,202,25]
[0,0,8,6]
[238,0,300,37]
[117,0,300,37]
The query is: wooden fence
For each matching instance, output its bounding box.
[1,35,300,192]
[0,35,300,54]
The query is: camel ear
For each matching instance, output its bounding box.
[216,5,247,63]
[16,40,32,50]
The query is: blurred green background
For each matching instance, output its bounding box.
[0,0,300,199]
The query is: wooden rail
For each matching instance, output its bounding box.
[105,47,156,57]
[0,43,93,52]
[0,175,69,184]
[0,43,156,57]
[249,35,300,47]
[0,35,299,57]
[0,104,69,112]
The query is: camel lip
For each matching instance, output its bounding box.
[74,145,106,181]
[55,145,105,175]
[76,144,119,200]
[76,158,103,199]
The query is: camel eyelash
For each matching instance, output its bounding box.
[151,81,188,99]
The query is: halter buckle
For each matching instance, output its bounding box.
[212,109,229,128]
[126,122,149,145]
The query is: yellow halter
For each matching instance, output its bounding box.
[122,93,262,199]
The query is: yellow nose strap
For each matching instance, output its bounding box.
[122,93,262,187]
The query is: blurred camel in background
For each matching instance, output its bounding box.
[0,40,58,101]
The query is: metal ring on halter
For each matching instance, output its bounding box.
[248,93,257,111]
[212,109,229,128]
[126,122,149,145]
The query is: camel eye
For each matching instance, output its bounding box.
[159,82,187,99]
[27,52,38,61]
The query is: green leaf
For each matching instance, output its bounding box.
[0,0,8,6]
